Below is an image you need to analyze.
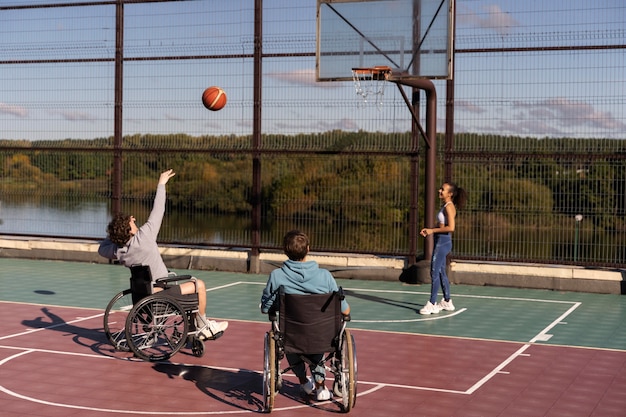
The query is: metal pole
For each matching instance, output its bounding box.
[112,0,124,215]
[250,0,263,272]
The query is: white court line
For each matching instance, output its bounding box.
[238,280,585,396]
[0,312,104,341]
[205,281,245,292]
[351,308,467,323]
[529,302,581,343]
[1,280,585,409]
[242,281,577,305]
[0,346,394,415]
[464,301,582,394]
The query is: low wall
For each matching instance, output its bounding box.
[0,236,623,294]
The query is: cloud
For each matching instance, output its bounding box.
[266,69,337,88]
[515,98,626,131]
[165,113,184,121]
[457,4,520,36]
[50,110,96,121]
[273,118,359,133]
[0,103,28,118]
[456,100,485,114]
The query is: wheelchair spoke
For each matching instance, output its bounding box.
[125,296,188,361]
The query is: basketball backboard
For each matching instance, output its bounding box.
[316,0,454,82]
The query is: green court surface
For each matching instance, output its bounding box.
[3,257,625,352]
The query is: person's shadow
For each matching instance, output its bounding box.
[153,363,266,412]
[153,363,346,413]
[343,288,424,314]
[21,307,120,358]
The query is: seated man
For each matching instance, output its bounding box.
[260,230,350,401]
[99,169,228,340]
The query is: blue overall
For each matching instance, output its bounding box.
[430,202,452,304]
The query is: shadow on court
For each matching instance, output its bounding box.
[343,288,424,314]
[20,307,116,358]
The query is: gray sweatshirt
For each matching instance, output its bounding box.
[98,184,169,281]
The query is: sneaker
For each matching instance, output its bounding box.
[438,299,455,311]
[198,320,228,340]
[419,301,440,315]
[301,377,315,395]
[315,386,331,401]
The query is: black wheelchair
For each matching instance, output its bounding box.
[103,265,218,361]
[263,287,357,413]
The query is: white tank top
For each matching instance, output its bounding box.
[437,202,451,225]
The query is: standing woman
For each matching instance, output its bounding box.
[419,182,467,315]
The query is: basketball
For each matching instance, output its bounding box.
[202,86,227,111]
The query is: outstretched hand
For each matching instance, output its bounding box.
[158,169,176,185]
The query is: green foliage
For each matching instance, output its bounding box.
[1,132,625,260]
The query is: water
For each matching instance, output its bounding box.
[0,199,251,243]
[0,199,111,238]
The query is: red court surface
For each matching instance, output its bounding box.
[2,258,626,416]
[2,300,626,417]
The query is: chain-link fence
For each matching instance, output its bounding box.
[0,1,624,267]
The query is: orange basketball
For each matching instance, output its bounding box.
[202,86,227,111]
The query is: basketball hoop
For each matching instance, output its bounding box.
[351,66,392,109]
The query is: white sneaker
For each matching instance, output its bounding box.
[301,377,315,395]
[315,386,331,401]
[198,320,228,340]
[438,299,455,311]
[419,301,440,315]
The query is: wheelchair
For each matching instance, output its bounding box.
[262,287,357,413]
[103,265,218,361]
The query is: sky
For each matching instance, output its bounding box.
[0,0,624,141]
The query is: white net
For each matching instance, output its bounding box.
[352,66,392,109]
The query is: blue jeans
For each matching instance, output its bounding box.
[430,234,452,304]
[287,353,326,384]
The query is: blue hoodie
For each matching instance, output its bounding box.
[260,259,349,314]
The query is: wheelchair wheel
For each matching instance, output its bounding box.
[334,329,357,412]
[263,331,279,412]
[191,337,205,357]
[103,289,133,352]
[125,295,188,361]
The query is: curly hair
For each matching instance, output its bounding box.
[283,230,309,261]
[106,212,132,247]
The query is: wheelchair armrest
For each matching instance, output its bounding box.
[154,275,195,287]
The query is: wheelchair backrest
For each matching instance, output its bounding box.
[279,289,342,354]
[129,264,153,304]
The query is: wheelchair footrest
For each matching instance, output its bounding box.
[200,330,224,341]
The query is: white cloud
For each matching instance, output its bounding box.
[0,103,28,118]
[456,100,485,114]
[457,4,520,36]
[53,110,96,121]
[514,98,626,131]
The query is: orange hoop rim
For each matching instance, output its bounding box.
[351,65,393,78]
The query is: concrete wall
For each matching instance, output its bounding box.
[0,236,623,294]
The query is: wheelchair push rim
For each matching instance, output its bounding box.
[263,331,278,412]
[125,294,189,361]
[334,328,357,412]
[103,289,133,352]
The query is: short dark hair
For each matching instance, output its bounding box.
[106,212,132,247]
[283,230,309,261]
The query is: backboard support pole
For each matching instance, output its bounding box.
[392,78,437,278]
